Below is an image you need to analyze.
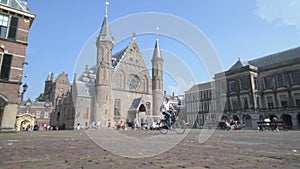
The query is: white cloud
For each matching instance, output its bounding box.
[168,77,195,95]
[256,0,300,34]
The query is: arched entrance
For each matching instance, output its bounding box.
[281,114,293,129]
[20,120,31,131]
[127,97,149,128]
[16,113,35,131]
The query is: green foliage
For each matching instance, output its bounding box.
[36,93,45,101]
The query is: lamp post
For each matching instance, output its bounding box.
[20,83,28,101]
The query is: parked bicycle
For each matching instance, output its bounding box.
[157,110,186,134]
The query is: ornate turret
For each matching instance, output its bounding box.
[94,0,114,125]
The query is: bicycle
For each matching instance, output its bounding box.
[157,110,186,134]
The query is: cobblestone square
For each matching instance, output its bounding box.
[0,129,299,169]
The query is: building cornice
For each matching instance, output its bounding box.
[0,4,35,19]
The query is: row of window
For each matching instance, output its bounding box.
[36,111,49,119]
[263,93,300,109]
[186,100,216,113]
[229,93,300,111]
[263,71,300,89]
[228,71,300,93]
[186,113,218,126]
[185,90,213,102]
[187,93,300,113]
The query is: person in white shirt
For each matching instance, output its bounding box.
[161,96,174,127]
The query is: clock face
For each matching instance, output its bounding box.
[128,74,140,90]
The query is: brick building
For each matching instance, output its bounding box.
[16,98,54,131]
[0,0,35,131]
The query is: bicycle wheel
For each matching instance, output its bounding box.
[158,121,169,134]
[173,119,186,134]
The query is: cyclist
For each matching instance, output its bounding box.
[161,96,174,127]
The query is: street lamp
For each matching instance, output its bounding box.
[20,83,28,101]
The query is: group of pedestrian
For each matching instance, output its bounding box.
[218,118,244,130]
[264,116,279,131]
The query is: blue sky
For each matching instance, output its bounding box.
[23,0,300,99]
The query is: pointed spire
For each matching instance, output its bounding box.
[98,0,114,44]
[152,27,162,59]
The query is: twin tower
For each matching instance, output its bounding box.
[92,4,164,124]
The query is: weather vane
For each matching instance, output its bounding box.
[105,0,109,17]
[133,32,136,38]
[156,27,159,39]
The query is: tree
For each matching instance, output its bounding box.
[36,93,45,101]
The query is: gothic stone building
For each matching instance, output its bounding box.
[0,0,35,131]
[59,8,164,129]
[185,47,300,129]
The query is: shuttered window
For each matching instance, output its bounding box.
[8,16,18,40]
[0,54,12,80]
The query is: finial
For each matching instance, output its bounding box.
[156,27,159,39]
[133,32,136,39]
[105,0,109,17]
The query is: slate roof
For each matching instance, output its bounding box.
[1,0,29,12]
[21,100,53,108]
[228,46,300,72]
[249,46,300,69]
[152,38,163,59]
[76,81,95,97]
[185,81,214,93]
[78,66,97,83]
[98,16,114,43]
[112,46,128,68]
[228,59,250,71]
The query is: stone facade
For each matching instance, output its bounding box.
[185,47,300,129]
[0,1,35,131]
[67,6,165,129]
